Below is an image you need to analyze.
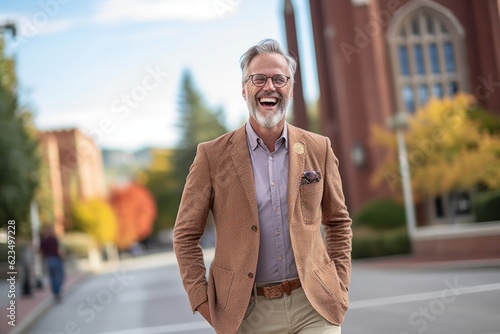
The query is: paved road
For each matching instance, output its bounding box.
[24,252,500,334]
[345,264,500,334]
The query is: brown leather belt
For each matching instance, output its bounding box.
[256,278,301,299]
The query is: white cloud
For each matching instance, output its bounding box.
[35,107,109,130]
[0,12,80,41]
[35,19,76,36]
[95,0,241,24]
[117,28,178,41]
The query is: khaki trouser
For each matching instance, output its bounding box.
[236,286,341,334]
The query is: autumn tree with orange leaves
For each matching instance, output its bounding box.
[110,183,157,250]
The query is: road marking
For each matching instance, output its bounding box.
[96,282,500,333]
[118,287,185,303]
[350,282,500,309]
[97,321,211,334]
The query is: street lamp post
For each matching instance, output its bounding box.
[0,21,17,38]
[388,112,417,238]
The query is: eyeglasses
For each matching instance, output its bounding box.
[245,74,290,88]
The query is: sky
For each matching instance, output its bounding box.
[1,0,319,151]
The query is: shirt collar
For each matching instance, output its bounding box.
[245,121,288,151]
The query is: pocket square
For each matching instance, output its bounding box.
[301,171,322,185]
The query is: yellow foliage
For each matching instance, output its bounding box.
[371,94,500,197]
[150,149,173,172]
[71,198,118,245]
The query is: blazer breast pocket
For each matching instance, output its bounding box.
[299,182,323,224]
[300,181,323,194]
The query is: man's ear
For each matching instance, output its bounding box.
[242,82,246,101]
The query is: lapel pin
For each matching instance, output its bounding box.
[294,143,304,154]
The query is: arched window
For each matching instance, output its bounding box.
[387,1,468,114]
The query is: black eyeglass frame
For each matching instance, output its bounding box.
[244,74,291,88]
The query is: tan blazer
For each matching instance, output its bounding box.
[174,123,352,334]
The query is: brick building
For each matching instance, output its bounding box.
[285,0,500,258]
[39,129,107,234]
[295,0,500,215]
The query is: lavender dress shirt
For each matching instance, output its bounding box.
[245,122,298,282]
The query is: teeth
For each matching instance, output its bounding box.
[260,97,277,103]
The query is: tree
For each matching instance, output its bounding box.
[371,94,500,202]
[174,70,228,186]
[110,183,157,250]
[139,71,228,233]
[0,36,39,235]
[71,198,118,245]
[137,149,179,234]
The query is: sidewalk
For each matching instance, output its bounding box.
[1,270,88,334]
[0,250,182,334]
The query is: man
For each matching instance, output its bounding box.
[174,39,352,334]
[39,224,65,301]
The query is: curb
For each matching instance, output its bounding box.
[9,295,54,334]
[5,271,89,334]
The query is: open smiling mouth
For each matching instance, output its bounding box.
[259,97,278,107]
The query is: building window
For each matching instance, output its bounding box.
[387,1,468,114]
[398,46,410,76]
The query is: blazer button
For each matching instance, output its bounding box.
[248,273,254,279]
[251,225,258,232]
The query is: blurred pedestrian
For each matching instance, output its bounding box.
[39,224,64,301]
[174,39,352,334]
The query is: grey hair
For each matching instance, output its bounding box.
[239,39,297,82]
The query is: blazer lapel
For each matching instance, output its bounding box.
[287,124,305,226]
[229,125,259,223]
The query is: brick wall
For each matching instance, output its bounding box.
[412,223,500,260]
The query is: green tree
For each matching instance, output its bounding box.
[0,37,39,235]
[174,70,228,183]
[139,71,228,232]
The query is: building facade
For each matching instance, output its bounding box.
[303,0,500,221]
[39,129,107,234]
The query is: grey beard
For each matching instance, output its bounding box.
[250,99,289,128]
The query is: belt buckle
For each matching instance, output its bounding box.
[262,280,292,299]
[263,285,283,299]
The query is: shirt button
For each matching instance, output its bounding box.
[251,225,258,232]
[274,207,278,212]
[276,230,280,235]
[271,181,275,187]
[248,273,254,279]
[278,256,283,261]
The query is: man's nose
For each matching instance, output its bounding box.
[262,77,276,90]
